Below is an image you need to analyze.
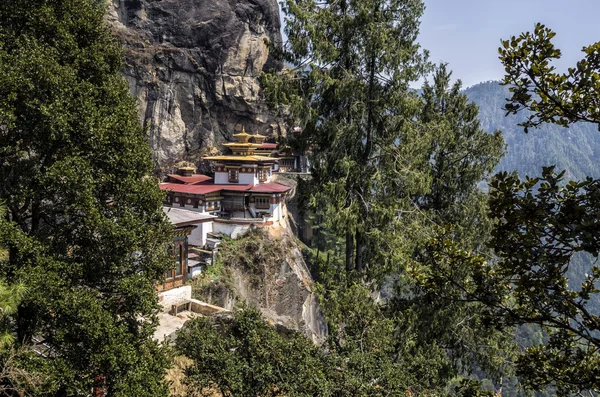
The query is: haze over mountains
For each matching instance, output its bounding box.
[465,81,600,180]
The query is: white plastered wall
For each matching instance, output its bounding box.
[158,285,192,310]
[214,171,229,184]
[239,172,258,185]
[188,221,213,246]
[213,222,252,239]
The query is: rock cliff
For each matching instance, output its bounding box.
[192,226,327,344]
[106,0,284,170]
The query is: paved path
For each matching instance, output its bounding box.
[154,311,201,343]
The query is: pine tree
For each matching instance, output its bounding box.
[418,64,504,247]
[389,64,512,386]
[263,2,511,392]
[263,0,431,277]
[0,0,171,395]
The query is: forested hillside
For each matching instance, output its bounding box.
[466,80,600,311]
[464,81,600,180]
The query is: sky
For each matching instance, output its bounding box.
[418,0,600,87]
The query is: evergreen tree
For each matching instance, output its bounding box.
[178,304,431,396]
[418,64,504,247]
[417,24,600,394]
[177,307,334,396]
[263,0,431,276]
[390,64,512,386]
[264,1,512,393]
[0,0,171,395]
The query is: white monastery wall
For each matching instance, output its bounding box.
[214,171,228,184]
[189,266,203,278]
[188,222,213,246]
[214,222,252,239]
[239,173,258,185]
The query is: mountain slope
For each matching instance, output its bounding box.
[464,81,600,180]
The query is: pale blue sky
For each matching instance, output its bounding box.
[419,0,600,87]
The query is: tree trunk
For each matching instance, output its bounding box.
[355,230,364,273]
[345,231,354,272]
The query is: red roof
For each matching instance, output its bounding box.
[259,143,278,150]
[167,174,213,184]
[249,183,292,193]
[160,182,292,195]
[160,183,251,195]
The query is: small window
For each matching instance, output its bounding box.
[228,169,239,183]
[256,197,270,209]
[259,168,270,182]
[173,243,183,277]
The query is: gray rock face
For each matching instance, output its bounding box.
[230,241,328,345]
[106,0,284,170]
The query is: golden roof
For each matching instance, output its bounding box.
[203,155,277,162]
[251,133,266,143]
[233,126,252,143]
[223,142,256,148]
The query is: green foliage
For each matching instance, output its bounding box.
[417,64,504,247]
[216,230,291,282]
[0,280,26,349]
[265,1,512,394]
[176,307,334,396]
[488,168,600,394]
[178,303,442,396]
[0,0,171,394]
[480,24,600,394]
[191,253,235,305]
[453,379,496,397]
[263,0,431,276]
[499,23,600,131]
[426,167,600,394]
[316,281,440,395]
[388,65,512,388]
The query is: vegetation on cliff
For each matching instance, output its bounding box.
[191,229,291,306]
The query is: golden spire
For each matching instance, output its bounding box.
[233,126,252,143]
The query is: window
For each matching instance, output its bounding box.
[174,243,183,276]
[166,243,184,279]
[256,197,270,209]
[228,168,239,183]
[258,169,268,182]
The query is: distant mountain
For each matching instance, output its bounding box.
[467,81,600,313]
[464,81,600,180]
